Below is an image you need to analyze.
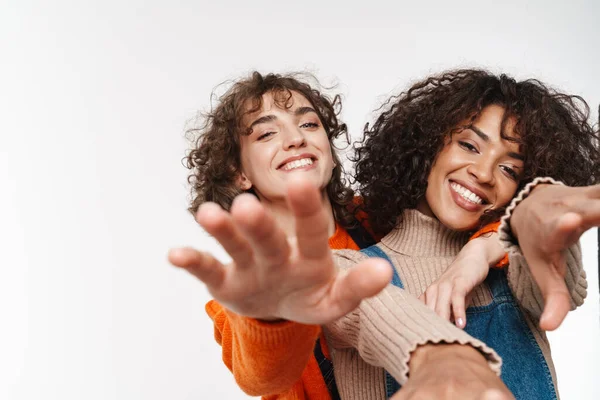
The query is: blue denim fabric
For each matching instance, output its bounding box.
[359,245,557,400]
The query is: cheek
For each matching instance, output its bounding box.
[318,138,334,167]
[496,182,519,207]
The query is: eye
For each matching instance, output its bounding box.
[500,165,519,181]
[458,141,479,153]
[257,131,275,141]
[300,122,319,129]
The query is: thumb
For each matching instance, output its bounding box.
[539,285,571,331]
[328,259,393,320]
[535,259,571,331]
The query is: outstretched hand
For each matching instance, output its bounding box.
[510,183,600,331]
[168,176,393,324]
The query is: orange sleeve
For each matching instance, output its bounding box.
[205,299,320,396]
[469,221,509,269]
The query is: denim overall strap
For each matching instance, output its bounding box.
[346,223,377,249]
[464,268,558,400]
[360,250,557,399]
[359,246,403,397]
[360,245,403,289]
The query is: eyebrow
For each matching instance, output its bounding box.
[468,125,525,161]
[248,106,318,130]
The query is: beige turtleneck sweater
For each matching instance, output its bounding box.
[324,179,587,400]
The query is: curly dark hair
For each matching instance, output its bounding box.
[353,68,600,235]
[185,71,357,227]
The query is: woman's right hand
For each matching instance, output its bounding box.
[168,176,393,324]
[419,233,505,328]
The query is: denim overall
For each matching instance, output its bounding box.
[360,245,557,400]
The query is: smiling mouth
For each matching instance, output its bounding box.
[279,157,314,171]
[450,182,488,205]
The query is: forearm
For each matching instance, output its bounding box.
[462,233,505,268]
[499,178,588,317]
[206,300,320,396]
[324,279,502,384]
[501,243,587,317]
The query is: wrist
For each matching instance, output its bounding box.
[409,343,488,373]
[463,237,502,268]
[510,182,554,240]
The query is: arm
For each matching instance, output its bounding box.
[325,250,503,386]
[169,176,392,395]
[499,178,599,330]
[205,299,319,395]
[419,230,505,328]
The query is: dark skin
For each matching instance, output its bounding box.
[394,343,514,400]
[509,183,600,331]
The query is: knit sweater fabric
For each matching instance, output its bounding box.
[325,178,587,400]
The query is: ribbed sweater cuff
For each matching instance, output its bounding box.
[224,308,321,347]
[498,176,562,253]
[363,290,503,384]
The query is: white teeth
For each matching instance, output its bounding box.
[450,182,483,205]
[282,158,313,171]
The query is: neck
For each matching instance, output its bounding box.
[382,209,470,257]
[259,191,336,238]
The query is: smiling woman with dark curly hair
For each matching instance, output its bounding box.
[325,68,600,399]
[354,69,600,236]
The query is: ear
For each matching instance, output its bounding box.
[237,172,252,191]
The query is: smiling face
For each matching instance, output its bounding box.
[237,90,334,202]
[418,105,524,231]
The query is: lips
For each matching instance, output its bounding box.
[277,153,317,170]
[449,180,490,204]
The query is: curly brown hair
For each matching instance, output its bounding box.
[185,71,357,228]
[353,68,600,235]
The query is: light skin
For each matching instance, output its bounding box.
[238,91,336,238]
[171,91,392,323]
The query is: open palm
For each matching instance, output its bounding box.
[169,177,392,324]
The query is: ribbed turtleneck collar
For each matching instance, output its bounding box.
[381,209,471,257]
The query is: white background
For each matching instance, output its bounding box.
[1,1,599,399]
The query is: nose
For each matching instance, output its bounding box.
[467,159,495,185]
[282,127,307,150]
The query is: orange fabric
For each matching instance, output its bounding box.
[206,224,361,400]
[470,221,509,268]
[350,197,384,242]
[206,214,507,399]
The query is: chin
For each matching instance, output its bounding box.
[440,215,480,232]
